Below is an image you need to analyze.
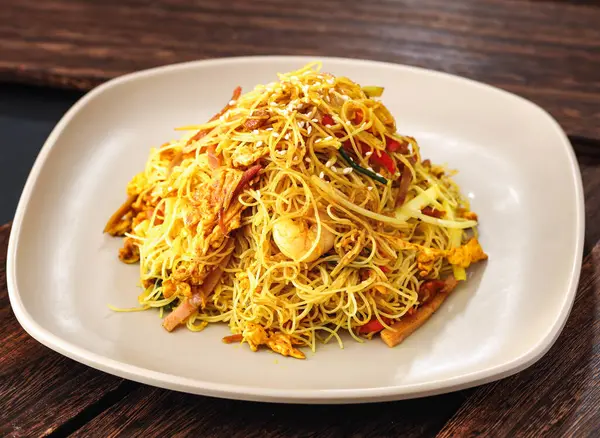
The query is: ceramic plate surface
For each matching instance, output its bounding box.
[7,56,584,403]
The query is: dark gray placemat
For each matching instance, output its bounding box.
[0,85,81,223]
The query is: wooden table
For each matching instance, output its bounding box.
[1,1,599,436]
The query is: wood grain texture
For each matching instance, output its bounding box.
[0,224,126,438]
[71,386,471,438]
[1,0,600,138]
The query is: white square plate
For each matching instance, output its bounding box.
[7,56,584,403]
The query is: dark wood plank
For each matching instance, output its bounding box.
[71,385,470,438]
[437,242,600,437]
[538,1,600,5]
[1,0,599,138]
[0,224,129,438]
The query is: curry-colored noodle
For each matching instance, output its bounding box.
[105,63,487,359]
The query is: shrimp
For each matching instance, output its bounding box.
[272,211,335,262]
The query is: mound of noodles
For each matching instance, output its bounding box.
[105,63,487,359]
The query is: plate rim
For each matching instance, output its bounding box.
[6,55,585,403]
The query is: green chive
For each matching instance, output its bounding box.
[339,148,388,185]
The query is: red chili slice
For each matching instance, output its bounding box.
[322,114,335,126]
[353,110,364,124]
[358,319,385,334]
[386,136,409,154]
[369,150,395,173]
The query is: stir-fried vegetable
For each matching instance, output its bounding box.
[361,86,384,97]
[322,114,335,126]
[395,186,440,221]
[385,136,408,154]
[312,176,411,227]
[358,318,385,334]
[338,148,388,185]
[369,149,395,173]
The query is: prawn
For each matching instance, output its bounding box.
[272,211,335,263]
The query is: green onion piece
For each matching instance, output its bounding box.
[362,86,384,97]
[339,148,388,185]
[161,297,178,313]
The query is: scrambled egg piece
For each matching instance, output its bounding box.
[162,280,192,299]
[447,238,488,268]
[417,247,443,277]
[231,143,269,167]
[126,172,148,196]
[267,333,305,360]
[390,235,486,277]
[243,323,269,352]
[241,323,305,359]
[388,236,447,278]
[235,271,251,291]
